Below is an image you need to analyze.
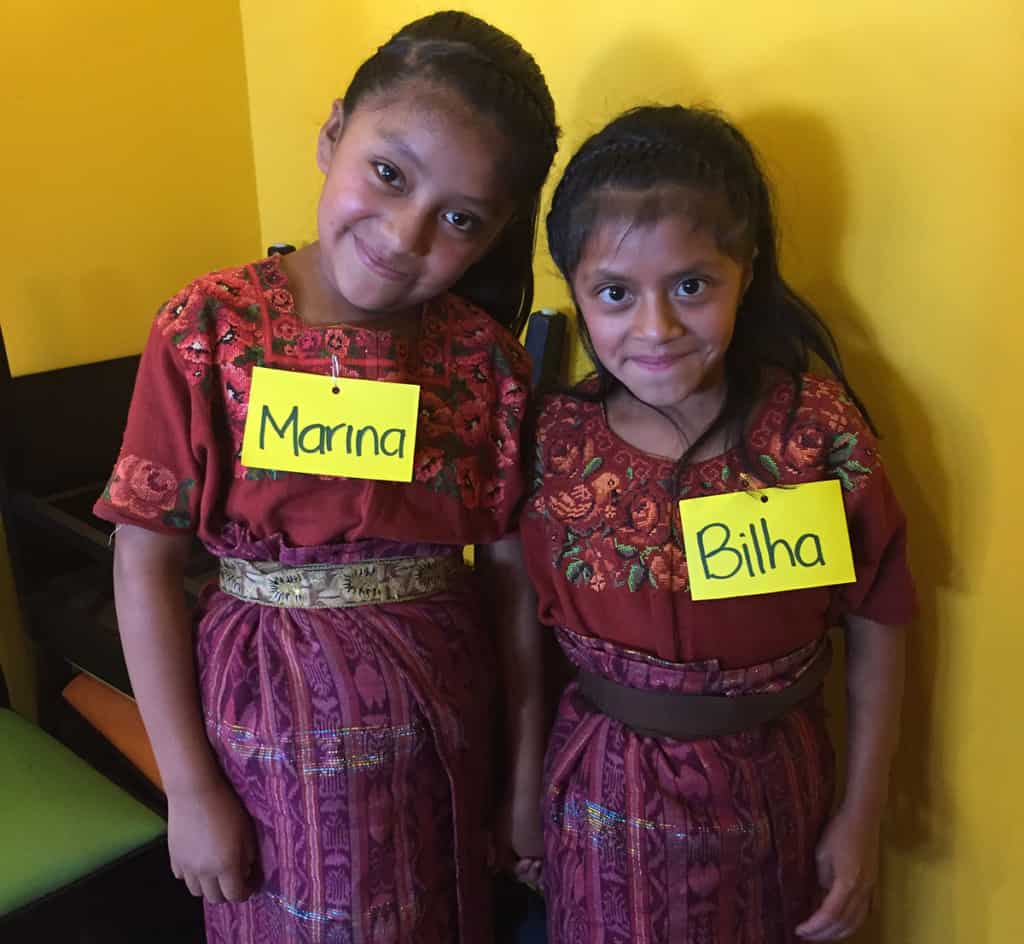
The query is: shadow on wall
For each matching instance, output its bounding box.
[740,106,962,944]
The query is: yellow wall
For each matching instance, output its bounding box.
[239,1,1022,940]
[1,1,262,712]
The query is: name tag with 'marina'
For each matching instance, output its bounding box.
[240,366,420,482]
[678,479,856,601]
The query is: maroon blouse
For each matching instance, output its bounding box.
[93,256,531,550]
[519,374,917,668]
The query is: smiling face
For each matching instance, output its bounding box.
[571,194,751,424]
[314,82,515,319]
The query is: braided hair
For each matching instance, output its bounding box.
[343,11,559,335]
[546,105,873,470]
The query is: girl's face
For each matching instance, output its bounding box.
[316,85,515,317]
[571,209,750,417]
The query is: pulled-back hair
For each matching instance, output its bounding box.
[344,11,559,334]
[546,104,873,467]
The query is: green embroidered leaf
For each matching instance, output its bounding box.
[759,454,781,480]
[845,459,873,475]
[829,432,858,464]
[197,297,217,332]
[627,563,647,592]
[565,560,593,585]
[561,544,581,560]
[163,511,192,529]
[721,466,732,481]
[175,479,195,509]
[626,466,634,480]
[582,457,603,478]
[835,467,853,491]
[614,539,639,559]
[245,304,261,322]
[648,569,658,588]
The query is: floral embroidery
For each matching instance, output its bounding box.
[529,375,878,593]
[155,256,527,510]
[104,454,194,528]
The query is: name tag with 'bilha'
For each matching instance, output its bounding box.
[240,366,420,482]
[678,479,856,601]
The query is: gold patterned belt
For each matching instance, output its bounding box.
[218,554,466,609]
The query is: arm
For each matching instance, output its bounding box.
[114,524,255,903]
[476,534,548,869]
[796,616,907,940]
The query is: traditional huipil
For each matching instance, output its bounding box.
[94,255,531,943]
[519,375,916,944]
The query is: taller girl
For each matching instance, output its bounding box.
[94,12,557,942]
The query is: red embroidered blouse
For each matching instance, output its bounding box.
[93,256,531,550]
[519,374,917,668]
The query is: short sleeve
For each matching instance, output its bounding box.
[93,306,207,534]
[822,391,917,625]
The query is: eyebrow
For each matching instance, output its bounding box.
[588,261,723,282]
[377,129,501,213]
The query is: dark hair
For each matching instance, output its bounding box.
[546,104,873,470]
[343,11,559,334]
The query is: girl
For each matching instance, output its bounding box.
[505,106,916,942]
[94,12,558,943]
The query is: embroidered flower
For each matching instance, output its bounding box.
[419,392,453,438]
[455,456,480,509]
[549,484,596,523]
[268,287,294,313]
[179,332,213,365]
[273,318,300,340]
[324,327,350,357]
[648,545,688,591]
[297,329,322,355]
[106,454,192,527]
[455,398,489,445]
[414,447,445,483]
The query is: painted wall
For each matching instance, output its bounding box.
[1,1,262,712]
[238,1,1022,940]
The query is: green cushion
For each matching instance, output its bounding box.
[0,708,166,915]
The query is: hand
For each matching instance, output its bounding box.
[167,779,257,904]
[495,790,545,864]
[796,808,880,940]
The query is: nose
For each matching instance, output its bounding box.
[384,204,433,258]
[634,294,684,343]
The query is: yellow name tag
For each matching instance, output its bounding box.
[240,366,420,482]
[678,479,856,601]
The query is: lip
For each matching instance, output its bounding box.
[629,353,686,371]
[352,234,409,282]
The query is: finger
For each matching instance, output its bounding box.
[812,889,871,941]
[182,871,204,898]
[218,868,251,903]
[200,874,227,905]
[795,882,852,939]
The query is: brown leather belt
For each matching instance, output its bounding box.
[577,645,831,741]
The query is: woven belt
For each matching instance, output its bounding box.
[219,554,466,608]
[577,643,832,741]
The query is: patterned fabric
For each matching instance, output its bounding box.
[519,373,917,943]
[200,537,493,944]
[219,555,466,609]
[93,257,533,942]
[543,629,835,944]
[520,373,917,667]
[95,255,531,547]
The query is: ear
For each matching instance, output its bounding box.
[317,100,346,175]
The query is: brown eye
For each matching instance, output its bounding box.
[374,161,401,186]
[676,278,707,297]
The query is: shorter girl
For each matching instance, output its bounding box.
[507,106,916,943]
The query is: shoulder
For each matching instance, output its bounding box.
[437,293,531,381]
[149,259,272,383]
[751,372,879,492]
[155,259,270,342]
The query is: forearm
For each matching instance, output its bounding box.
[839,616,907,820]
[114,525,222,796]
[478,535,547,791]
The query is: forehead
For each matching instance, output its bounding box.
[577,209,728,272]
[575,185,748,270]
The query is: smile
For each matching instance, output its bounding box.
[353,235,409,282]
[629,353,687,371]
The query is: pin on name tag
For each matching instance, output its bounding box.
[678,479,856,600]
[240,364,420,482]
